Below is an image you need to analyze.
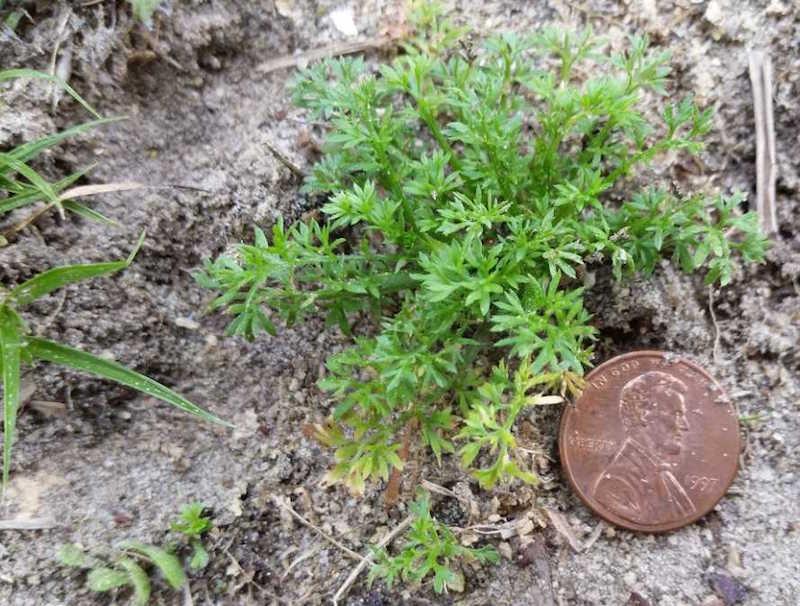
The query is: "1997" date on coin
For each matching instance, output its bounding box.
[684,475,720,492]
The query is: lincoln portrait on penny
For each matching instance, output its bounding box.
[591,370,697,525]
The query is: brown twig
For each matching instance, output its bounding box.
[332,514,413,606]
[256,37,395,74]
[264,140,306,179]
[384,417,417,508]
[137,28,184,71]
[748,50,777,236]
[281,545,322,580]
[273,496,363,562]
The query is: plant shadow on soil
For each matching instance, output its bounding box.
[1,1,799,605]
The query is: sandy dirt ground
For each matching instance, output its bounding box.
[1,1,799,604]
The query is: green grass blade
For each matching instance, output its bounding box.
[127,230,146,264]
[25,337,231,427]
[118,558,151,606]
[0,307,22,496]
[0,170,88,215]
[120,542,186,589]
[0,173,24,192]
[0,153,58,203]
[7,234,143,306]
[9,118,122,164]
[60,200,117,225]
[9,260,129,307]
[0,69,101,119]
[4,10,24,32]
[0,186,45,214]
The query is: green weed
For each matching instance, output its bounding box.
[198,9,768,493]
[0,69,120,238]
[56,503,213,605]
[129,0,161,25]
[170,502,212,570]
[368,492,498,593]
[0,234,229,495]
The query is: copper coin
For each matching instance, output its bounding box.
[559,351,739,532]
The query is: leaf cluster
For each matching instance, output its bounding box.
[368,492,498,593]
[56,503,213,605]
[198,10,767,492]
[170,502,212,570]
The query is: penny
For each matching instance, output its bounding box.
[559,351,740,532]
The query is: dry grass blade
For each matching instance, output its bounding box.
[0,517,57,530]
[420,479,458,499]
[748,51,777,236]
[3,182,145,238]
[256,37,394,73]
[543,508,582,552]
[708,286,722,363]
[57,181,146,201]
[581,520,605,552]
[542,510,604,552]
[27,400,67,417]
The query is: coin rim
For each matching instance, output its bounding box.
[558,350,740,533]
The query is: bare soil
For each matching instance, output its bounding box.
[1,1,798,605]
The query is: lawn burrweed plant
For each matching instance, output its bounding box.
[368,492,498,594]
[198,7,767,494]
